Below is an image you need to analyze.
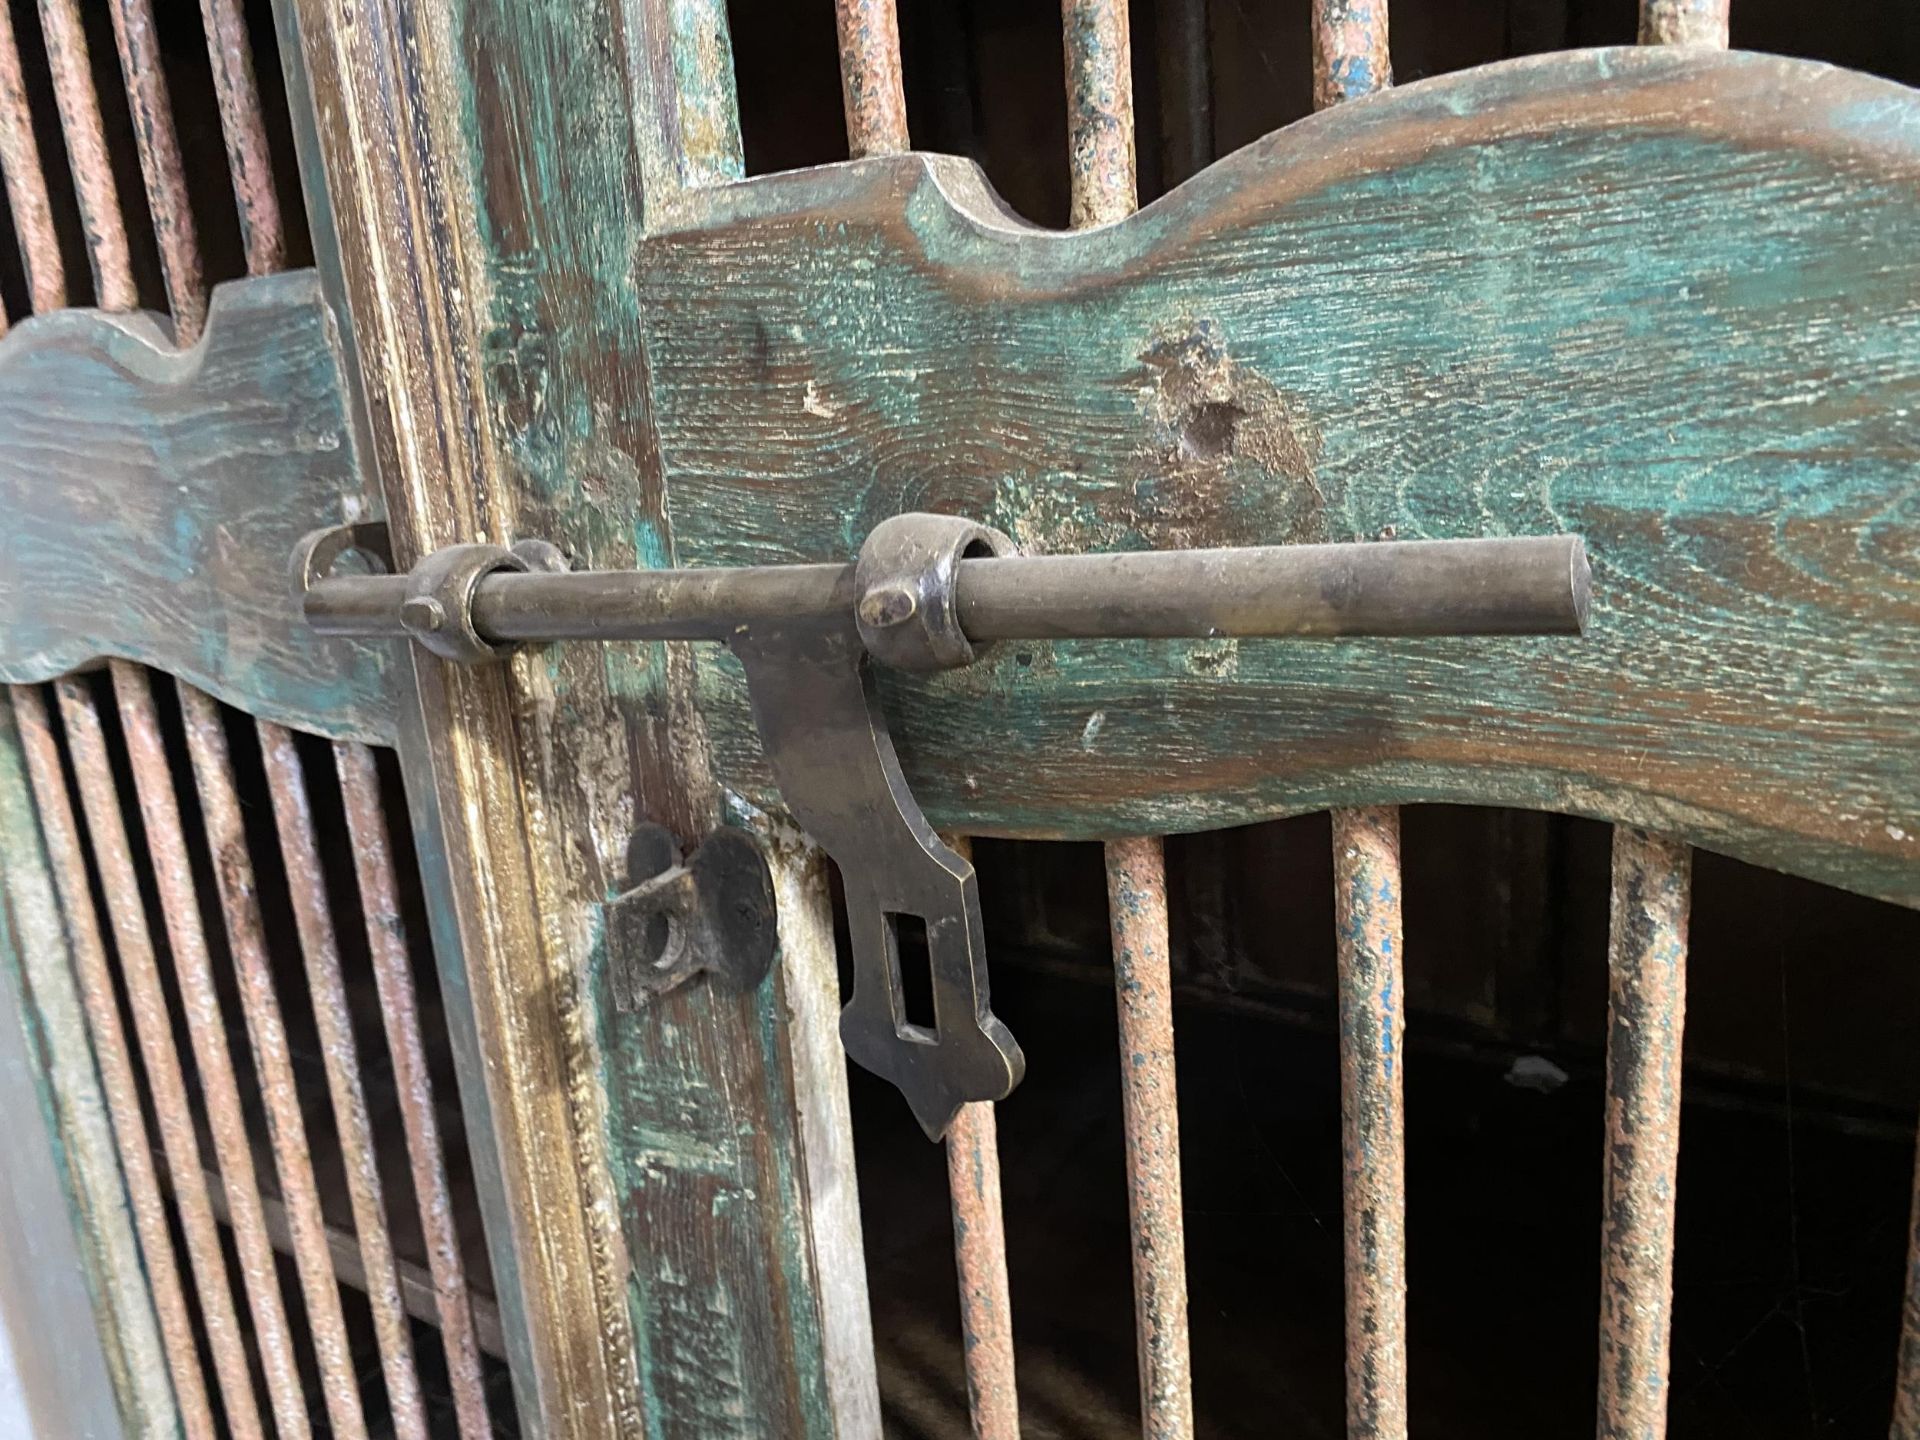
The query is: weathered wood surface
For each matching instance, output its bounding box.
[284,0,853,1434]
[0,270,397,744]
[640,47,1920,906]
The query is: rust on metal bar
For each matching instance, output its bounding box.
[335,739,493,1440]
[1598,827,1690,1440]
[56,676,269,1440]
[833,0,909,158]
[0,7,65,315]
[1332,806,1408,1440]
[948,1100,1019,1440]
[258,721,433,1440]
[105,0,208,339]
[1106,835,1194,1439]
[1062,0,1136,229]
[942,831,1019,1440]
[191,1161,510,1361]
[107,660,315,1440]
[1639,0,1729,46]
[1897,1129,1920,1439]
[1311,12,1405,1433]
[37,0,138,310]
[11,687,217,1439]
[176,685,370,1440]
[198,0,285,275]
[1312,0,1393,111]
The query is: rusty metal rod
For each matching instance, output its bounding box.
[307,534,1592,646]
[1106,836,1194,1440]
[832,0,910,158]
[1311,12,1406,1438]
[1312,0,1393,111]
[0,7,64,317]
[335,740,493,1440]
[1070,5,1191,1430]
[56,676,269,1440]
[1599,14,1713,1439]
[108,661,316,1440]
[947,1101,1019,1440]
[1063,0,1137,228]
[104,0,207,339]
[176,686,370,1440]
[1332,806,1408,1440]
[940,836,1020,1440]
[37,0,138,310]
[197,0,284,276]
[186,1162,510,1360]
[258,720,433,1440]
[1597,828,1690,1440]
[1897,1128,1920,1439]
[1639,0,1729,46]
[11,687,218,1439]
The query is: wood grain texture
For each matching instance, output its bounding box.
[285,0,855,1433]
[639,48,1920,906]
[0,270,398,743]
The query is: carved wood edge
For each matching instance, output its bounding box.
[630,47,1920,905]
[0,270,401,744]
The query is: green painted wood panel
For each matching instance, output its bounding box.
[0,270,398,744]
[634,47,1920,906]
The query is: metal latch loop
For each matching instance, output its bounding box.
[855,513,1016,671]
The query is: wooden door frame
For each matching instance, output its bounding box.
[273,2,875,1435]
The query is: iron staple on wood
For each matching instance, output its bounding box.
[295,513,1591,1136]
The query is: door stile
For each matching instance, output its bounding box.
[285,0,867,1434]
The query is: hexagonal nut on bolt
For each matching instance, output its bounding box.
[400,595,447,634]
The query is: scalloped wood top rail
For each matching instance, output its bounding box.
[0,271,398,744]
[634,48,1920,905]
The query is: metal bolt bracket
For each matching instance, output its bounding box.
[604,822,779,1009]
[854,512,1015,671]
[400,543,535,663]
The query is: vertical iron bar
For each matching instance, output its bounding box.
[104,0,207,340]
[1105,836,1194,1440]
[1331,807,1408,1440]
[1638,0,1729,46]
[197,0,284,276]
[175,686,370,1440]
[10,689,215,1439]
[1896,1128,1920,1439]
[1062,0,1137,228]
[1599,16,1715,1440]
[1598,828,1690,1440]
[832,0,910,158]
[36,0,138,310]
[108,661,315,1440]
[0,7,64,316]
[1157,0,1211,189]
[57,676,269,1440]
[942,835,1020,1440]
[335,740,494,1440]
[1069,6,1188,1430]
[1311,0,1392,111]
[258,722,433,1440]
[947,1099,1019,1440]
[1310,14,1404,1436]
